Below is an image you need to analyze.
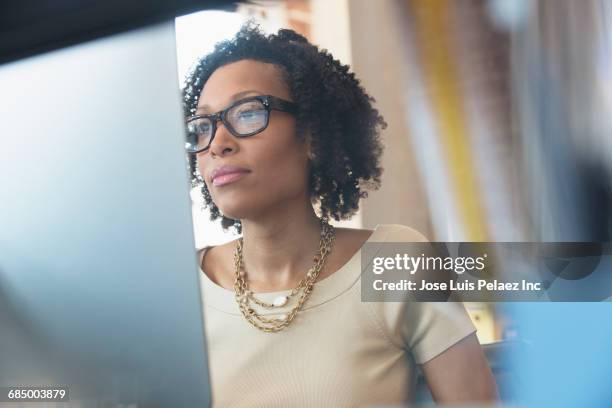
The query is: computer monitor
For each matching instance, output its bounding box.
[0,22,211,407]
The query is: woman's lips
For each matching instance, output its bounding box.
[212,171,249,187]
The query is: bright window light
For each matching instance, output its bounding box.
[175,10,246,83]
[175,10,247,247]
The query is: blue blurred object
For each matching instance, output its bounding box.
[510,303,612,408]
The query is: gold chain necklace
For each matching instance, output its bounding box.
[233,218,335,332]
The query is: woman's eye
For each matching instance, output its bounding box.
[196,123,212,134]
[238,110,263,119]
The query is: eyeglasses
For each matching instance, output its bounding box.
[185,95,297,154]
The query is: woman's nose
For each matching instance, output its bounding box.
[209,122,237,157]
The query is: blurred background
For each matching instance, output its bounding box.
[176,0,612,350]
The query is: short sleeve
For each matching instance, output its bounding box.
[402,301,477,364]
[366,224,478,364]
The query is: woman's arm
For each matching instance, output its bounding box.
[420,332,499,404]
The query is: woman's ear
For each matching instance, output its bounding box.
[307,147,315,161]
[303,131,315,161]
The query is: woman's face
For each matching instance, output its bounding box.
[196,59,310,220]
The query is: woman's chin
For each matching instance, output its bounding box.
[211,195,253,219]
[216,205,249,221]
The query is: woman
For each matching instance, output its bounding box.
[183,24,498,407]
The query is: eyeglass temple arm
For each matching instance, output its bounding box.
[267,96,297,113]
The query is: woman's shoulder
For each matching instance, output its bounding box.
[373,224,430,243]
[334,224,428,241]
[197,239,239,261]
[332,224,428,254]
[197,239,240,289]
[333,227,374,244]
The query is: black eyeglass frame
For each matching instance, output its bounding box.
[185,95,298,154]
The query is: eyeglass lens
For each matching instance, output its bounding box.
[186,98,269,152]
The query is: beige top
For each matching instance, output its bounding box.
[198,224,477,407]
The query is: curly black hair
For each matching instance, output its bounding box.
[182,23,386,233]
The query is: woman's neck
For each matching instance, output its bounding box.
[239,202,323,290]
